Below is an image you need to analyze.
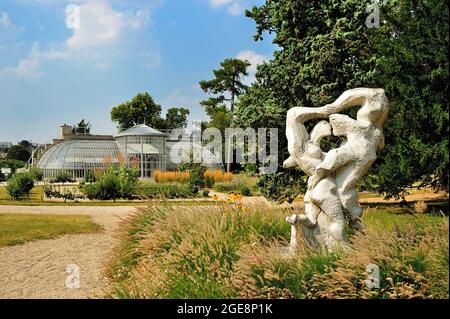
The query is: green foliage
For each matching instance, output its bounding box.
[83,165,139,201]
[177,162,207,194]
[111,92,163,131]
[200,58,251,170]
[0,159,26,173]
[213,181,253,196]
[44,185,84,202]
[163,107,190,129]
[136,182,195,199]
[237,0,449,201]
[50,172,75,184]
[111,92,190,131]
[257,168,307,203]
[6,173,34,200]
[6,145,31,162]
[84,170,97,183]
[29,167,43,181]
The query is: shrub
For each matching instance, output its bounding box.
[82,164,139,201]
[203,170,233,188]
[6,172,34,200]
[84,170,97,183]
[153,170,189,184]
[213,181,253,196]
[30,167,43,181]
[44,185,84,202]
[136,182,195,199]
[50,172,75,184]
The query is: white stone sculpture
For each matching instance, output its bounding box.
[283,88,389,251]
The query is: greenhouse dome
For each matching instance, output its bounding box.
[36,140,122,179]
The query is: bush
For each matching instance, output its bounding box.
[6,173,34,200]
[82,164,139,201]
[30,167,43,181]
[213,181,253,196]
[203,170,233,188]
[84,170,97,183]
[50,172,75,184]
[44,185,84,202]
[136,182,195,199]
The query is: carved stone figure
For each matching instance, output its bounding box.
[283,88,389,250]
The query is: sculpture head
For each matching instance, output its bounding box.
[356,89,389,129]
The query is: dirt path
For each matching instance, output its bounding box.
[0,206,136,299]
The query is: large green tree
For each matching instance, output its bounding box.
[200,58,251,172]
[237,0,448,201]
[111,93,163,131]
[7,145,31,162]
[111,93,190,131]
[163,107,190,129]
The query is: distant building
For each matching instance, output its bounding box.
[35,124,219,180]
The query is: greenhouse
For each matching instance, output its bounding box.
[36,124,168,179]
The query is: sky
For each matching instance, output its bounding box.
[0,0,275,144]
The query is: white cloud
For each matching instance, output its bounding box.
[227,3,244,16]
[210,0,235,8]
[0,12,25,31]
[236,50,267,73]
[1,0,159,79]
[236,50,268,84]
[209,0,248,16]
[0,43,43,79]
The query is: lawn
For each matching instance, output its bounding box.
[0,214,102,246]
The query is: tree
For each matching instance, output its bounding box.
[72,119,91,134]
[18,140,32,150]
[7,145,31,162]
[163,107,190,129]
[6,172,34,200]
[237,0,448,201]
[199,58,251,172]
[111,92,163,131]
[111,93,191,131]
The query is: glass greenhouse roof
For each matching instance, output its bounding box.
[114,124,167,138]
[37,140,121,170]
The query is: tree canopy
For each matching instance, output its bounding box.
[200,58,251,171]
[111,92,190,131]
[7,145,31,162]
[236,0,448,201]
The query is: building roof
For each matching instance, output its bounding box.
[36,140,122,170]
[114,124,167,138]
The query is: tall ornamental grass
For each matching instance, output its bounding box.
[105,204,448,299]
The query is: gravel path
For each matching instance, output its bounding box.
[0,206,136,299]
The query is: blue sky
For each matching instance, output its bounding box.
[0,0,275,144]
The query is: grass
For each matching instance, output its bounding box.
[105,202,449,299]
[0,213,101,246]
